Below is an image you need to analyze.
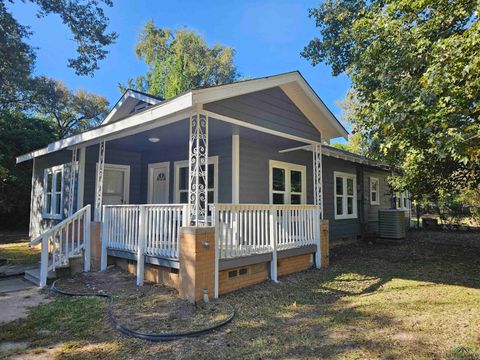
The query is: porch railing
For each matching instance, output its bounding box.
[102,204,189,260]
[30,205,91,287]
[211,204,320,259]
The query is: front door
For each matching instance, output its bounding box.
[100,164,130,205]
[148,162,169,204]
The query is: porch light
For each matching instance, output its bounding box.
[148,137,160,143]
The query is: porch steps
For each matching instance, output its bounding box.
[24,268,58,287]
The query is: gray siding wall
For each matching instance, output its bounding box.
[321,156,361,241]
[204,87,321,142]
[362,168,393,234]
[140,138,232,204]
[239,138,314,204]
[30,150,73,237]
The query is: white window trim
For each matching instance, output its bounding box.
[395,191,410,210]
[334,171,357,220]
[95,163,131,205]
[174,156,219,204]
[269,160,307,205]
[42,164,65,220]
[370,177,380,205]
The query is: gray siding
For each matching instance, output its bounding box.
[30,150,73,237]
[362,168,393,234]
[321,156,361,241]
[239,138,314,204]
[204,87,321,142]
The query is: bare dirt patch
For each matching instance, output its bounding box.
[55,267,233,334]
[0,287,52,324]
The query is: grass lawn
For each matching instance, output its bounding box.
[1,230,480,359]
[0,242,40,265]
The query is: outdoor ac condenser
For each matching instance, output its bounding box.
[378,210,406,239]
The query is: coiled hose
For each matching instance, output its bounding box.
[50,280,235,341]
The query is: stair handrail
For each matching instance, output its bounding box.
[33,204,91,287]
[29,205,91,247]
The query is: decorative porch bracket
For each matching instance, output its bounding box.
[68,147,78,216]
[94,140,106,221]
[188,112,209,226]
[313,143,323,218]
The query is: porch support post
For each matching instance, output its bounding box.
[77,147,86,210]
[313,143,323,268]
[269,207,278,282]
[94,140,106,222]
[136,205,146,286]
[232,130,240,204]
[68,147,78,216]
[188,111,209,226]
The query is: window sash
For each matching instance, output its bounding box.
[334,172,357,219]
[269,161,306,205]
[43,165,64,219]
[370,177,380,205]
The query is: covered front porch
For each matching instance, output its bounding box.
[87,108,325,298]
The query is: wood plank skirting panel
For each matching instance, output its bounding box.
[107,249,180,269]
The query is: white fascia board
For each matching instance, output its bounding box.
[16,92,193,164]
[192,72,299,104]
[103,89,163,125]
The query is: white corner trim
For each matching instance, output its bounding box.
[77,147,86,210]
[232,134,240,203]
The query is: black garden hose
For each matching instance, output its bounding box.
[50,280,235,341]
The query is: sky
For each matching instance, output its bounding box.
[7,0,351,140]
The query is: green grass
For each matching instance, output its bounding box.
[0,242,40,264]
[1,231,480,359]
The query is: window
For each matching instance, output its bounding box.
[43,165,64,219]
[174,156,218,206]
[395,191,409,210]
[334,172,357,219]
[269,160,306,204]
[370,177,380,205]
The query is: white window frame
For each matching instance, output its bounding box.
[269,160,307,205]
[395,191,410,210]
[42,164,64,220]
[334,171,357,220]
[174,156,219,204]
[370,177,380,205]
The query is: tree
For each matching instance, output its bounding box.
[121,21,239,99]
[0,112,56,228]
[33,78,109,137]
[302,0,480,199]
[0,0,117,110]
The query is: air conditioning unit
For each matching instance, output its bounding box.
[378,210,406,239]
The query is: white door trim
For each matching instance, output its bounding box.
[95,163,130,205]
[147,161,170,204]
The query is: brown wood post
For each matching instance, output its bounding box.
[320,220,329,268]
[89,222,102,271]
[178,226,216,303]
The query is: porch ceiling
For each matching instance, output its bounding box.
[106,117,306,153]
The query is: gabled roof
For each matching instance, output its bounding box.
[17,71,348,163]
[103,89,163,124]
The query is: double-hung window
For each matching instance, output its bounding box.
[370,177,380,205]
[395,191,409,210]
[269,160,306,204]
[43,165,64,219]
[334,172,357,219]
[174,156,218,206]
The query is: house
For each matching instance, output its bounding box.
[16,71,409,300]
